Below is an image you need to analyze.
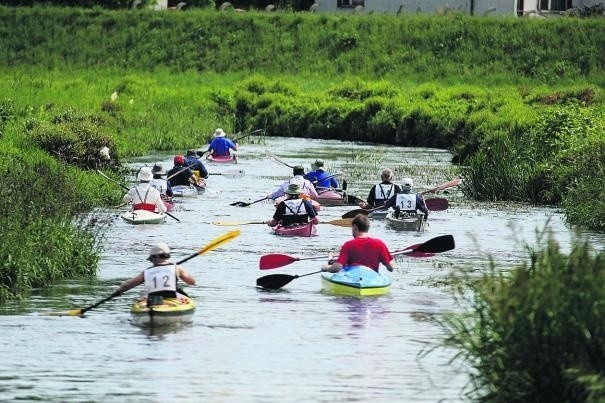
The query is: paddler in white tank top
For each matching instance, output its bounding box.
[113,243,196,306]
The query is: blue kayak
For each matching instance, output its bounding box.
[321,265,391,296]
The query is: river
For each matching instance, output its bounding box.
[1,136,604,402]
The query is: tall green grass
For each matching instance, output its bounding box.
[438,233,605,401]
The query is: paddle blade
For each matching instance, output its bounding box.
[259,254,299,270]
[425,198,449,211]
[223,169,246,179]
[198,230,241,255]
[341,209,370,219]
[256,274,296,290]
[324,218,353,227]
[43,308,83,317]
[413,235,455,253]
[229,201,250,207]
[394,244,435,258]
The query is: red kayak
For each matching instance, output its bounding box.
[316,189,347,206]
[273,222,317,237]
[206,154,237,164]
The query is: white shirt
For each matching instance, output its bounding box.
[123,182,167,213]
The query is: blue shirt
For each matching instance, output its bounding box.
[304,169,338,188]
[184,155,209,179]
[208,137,236,157]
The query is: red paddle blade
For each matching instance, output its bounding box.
[395,244,435,258]
[425,198,448,211]
[259,254,299,270]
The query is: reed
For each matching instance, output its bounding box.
[437,233,605,401]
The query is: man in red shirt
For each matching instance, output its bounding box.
[321,214,396,273]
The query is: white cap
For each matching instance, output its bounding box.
[147,243,171,261]
[138,167,153,181]
[401,177,413,191]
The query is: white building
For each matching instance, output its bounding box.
[313,0,601,17]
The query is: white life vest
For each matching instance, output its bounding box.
[283,199,306,216]
[395,193,417,211]
[374,183,395,201]
[144,264,177,295]
[150,178,169,195]
[288,176,311,193]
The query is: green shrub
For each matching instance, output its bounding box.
[439,233,605,402]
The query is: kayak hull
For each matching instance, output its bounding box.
[385,212,426,232]
[273,222,317,237]
[130,296,195,327]
[321,266,391,297]
[121,210,166,225]
[368,209,389,220]
[316,189,347,206]
[206,155,237,164]
[171,185,198,198]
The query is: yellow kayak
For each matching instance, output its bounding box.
[130,296,195,327]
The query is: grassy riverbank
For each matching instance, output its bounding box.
[1,6,603,231]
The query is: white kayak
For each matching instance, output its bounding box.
[121,210,166,225]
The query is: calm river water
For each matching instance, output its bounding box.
[2,137,604,402]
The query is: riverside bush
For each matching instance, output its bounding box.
[439,234,605,401]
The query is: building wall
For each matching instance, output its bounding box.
[313,0,601,16]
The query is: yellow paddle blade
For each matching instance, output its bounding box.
[43,308,83,317]
[199,229,241,254]
[322,218,353,227]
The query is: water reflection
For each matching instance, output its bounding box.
[2,137,604,402]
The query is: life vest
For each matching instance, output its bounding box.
[144,263,177,295]
[282,199,309,226]
[150,178,169,195]
[133,185,156,212]
[374,183,395,206]
[395,193,417,211]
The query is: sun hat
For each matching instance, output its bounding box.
[137,166,153,181]
[174,155,185,166]
[401,177,414,192]
[147,242,171,261]
[186,149,197,157]
[214,128,226,137]
[285,183,304,195]
[151,163,166,175]
[314,159,324,168]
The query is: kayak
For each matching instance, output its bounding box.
[316,188,347,206]
[130,296,196,327]
[273,222,317,237]
[321,265,391,297]
[171,185,198,198]
[368,209,389,219]
[206,154,237,164]
[316,189,364,207]
[385,212,426,232]
[121,210,166,225]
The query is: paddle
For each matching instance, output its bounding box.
[256,270,322,290]
[341,197,449,219]
[97,170,180,222]
[230,196,269,207]
[420,178,461,195]
[256,235,455,290]
[49,230,241,316]
[212,218,354,227]
[258,234,455,270]
[208,168,246,179]
[265,150,295,169]
[233,128,265,143]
